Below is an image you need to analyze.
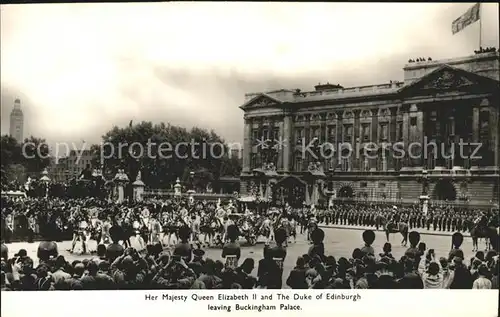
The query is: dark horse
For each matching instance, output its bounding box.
[470,215,498,252]
[383,217,409,246]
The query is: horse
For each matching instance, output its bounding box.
[162,216,187,246]
[200,215,223,247]
[383,218,409,246]
[237,216,257,246]
[306,216,318,243]
[470,216,498,252]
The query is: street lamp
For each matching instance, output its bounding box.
[40,168,51,198]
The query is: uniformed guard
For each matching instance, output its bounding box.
[106,228,125,263]
[173,225,192,263]
[5,214,14,244]
[222,224,240,270]
[1,243,8,262]
[308,227,325,262]
[192,248,206,266]
[448,232,464,262]
[264,227,287,289]
[361,230,375,256]
[37,241,58,263]
[27,215,36,243]
[404,231,421,259]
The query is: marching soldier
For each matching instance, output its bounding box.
[426,212,433,231]
[4,214,14,244]
[433,213,438,231]
[451,214,458,232]
[27,215,36,243]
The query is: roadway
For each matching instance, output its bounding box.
[5,226,481,288]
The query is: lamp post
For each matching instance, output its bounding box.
[420,169,430,216]
[40,168,51,198]
[187,171,196,204]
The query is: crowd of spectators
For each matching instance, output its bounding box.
[2,226,498,290]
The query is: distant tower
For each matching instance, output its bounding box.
[9,98,24,143]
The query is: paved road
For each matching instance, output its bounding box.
[5,227,483,288]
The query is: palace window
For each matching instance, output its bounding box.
[479,110,489,141]
[380,123,388,141]
[327,126,336,143]
[294,155,303,172]
[379,182,386,188]
[261,128,269,141]
[311,127,320,141]
[344,125,353,143]
[341,158,350,172]
[448,117,455,136]
[378,150,388,171]
[250,153,257,169]
[410,117,417,126]
[295,128,304,144]
[273,128,280,141]
[362,154,370,171]
[396,122,403,140]
[360,182,368,188]
[252,129,259,145]
[362,123,370,141]
[327,157,336,170]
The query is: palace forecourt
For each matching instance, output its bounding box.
[239,51,499,209]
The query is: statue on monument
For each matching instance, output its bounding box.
[79,164,93,181]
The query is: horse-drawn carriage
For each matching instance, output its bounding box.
[229,213,258,246]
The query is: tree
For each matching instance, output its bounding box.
[1,135,23,172]
[1,135,24,185]
[219,156,242,177]
[21,136,51,176]
[99,121,228,189]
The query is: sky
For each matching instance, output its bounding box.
[1,2,499,152]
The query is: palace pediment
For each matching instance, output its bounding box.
[398,65,499,96]
[239,93,284,110]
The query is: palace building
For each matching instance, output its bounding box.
[239,51,499,208]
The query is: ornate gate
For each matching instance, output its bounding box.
[273,176,307,208]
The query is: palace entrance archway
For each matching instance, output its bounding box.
[273,176,306,208]
[338,185,354,199]
[432,179,457,201]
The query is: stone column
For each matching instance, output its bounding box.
[409,104,423,167]
[242,118,252,173]
[471,106,480,166]
[277,119,284,170]
[283,115,292,173]
[489,106,499,168]
[402,106,410,167]
[472,107,480,143]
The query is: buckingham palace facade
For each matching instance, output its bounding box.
[239,51,499,208]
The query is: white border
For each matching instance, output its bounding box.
[1,290,498,317]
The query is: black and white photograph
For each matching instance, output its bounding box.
[1,2,499,316]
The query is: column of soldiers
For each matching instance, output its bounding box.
[314,204,478,233]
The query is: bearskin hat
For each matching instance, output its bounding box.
[310,228,325,244]
[1,243,8,261]
[408,231,420,246]
[178,226,191,241]
[227,225,239,240]
[109,225,121,244]
[106,243,124,261]
[193,248,205,257]
[451,232,463,248]
[37,241,58,261]
[362,230,375,245]
[274,227,287,244]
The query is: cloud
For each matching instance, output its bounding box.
[1,3,498,151]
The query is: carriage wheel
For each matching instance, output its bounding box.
[247,236,257,246]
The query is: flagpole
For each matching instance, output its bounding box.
[478,3,482,49]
